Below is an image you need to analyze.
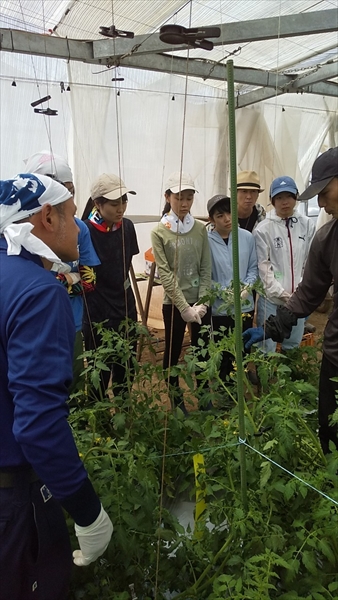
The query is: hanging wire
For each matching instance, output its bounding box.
[154,4,194,596]
[261,0,283,350]
[17,0,56,157]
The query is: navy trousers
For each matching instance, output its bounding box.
[0,473,72,600]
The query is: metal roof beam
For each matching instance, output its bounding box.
[93,9,338,59]
[236,88,284,108]
[120,53,291,89]
[300,81,338,97]
[236,81,338,108]
[287,62,338,88]
[0,28,97,64]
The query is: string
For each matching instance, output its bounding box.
[239,438,338,507]
[17,0,56,157]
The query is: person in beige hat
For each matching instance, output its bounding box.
[237,170,266,232]
[81,174,139,402]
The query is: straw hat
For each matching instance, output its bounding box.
[237,170,264,193]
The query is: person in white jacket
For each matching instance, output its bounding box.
[253,176,316,353]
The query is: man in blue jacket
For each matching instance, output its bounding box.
[0,173,113,600]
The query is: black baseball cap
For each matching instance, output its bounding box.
[299,147,338,201]
[207,194,230,215]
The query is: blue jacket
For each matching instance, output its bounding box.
[207,227,258,315]
[0,238,88,502]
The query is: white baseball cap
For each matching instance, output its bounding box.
[165,172,197,194]
[90,173,136,201]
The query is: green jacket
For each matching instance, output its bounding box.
[151,220,211,313]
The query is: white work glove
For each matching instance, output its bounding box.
[193,302,208,319]
[73,505,113,567]
[180,306,202,325]
[240,289,250,302]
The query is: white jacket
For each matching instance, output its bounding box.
[253,208,316,305]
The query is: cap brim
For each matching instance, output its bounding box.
[102,188,136,200]
[170,185,197,194]
[298,176,333,201]
[271,186,298,199]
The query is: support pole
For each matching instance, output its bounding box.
[227,59,248,511]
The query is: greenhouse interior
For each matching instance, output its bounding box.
[0,0,338,599]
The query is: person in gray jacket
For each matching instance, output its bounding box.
[243,147,338,453]
[207,195,258,384]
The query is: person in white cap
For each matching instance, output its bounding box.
[151,172,212,415]
[236,170,266,232]
[253,176,316,353]
[0,173,113,600]
[24,151,100,394]
[244,148,338,453]
[82,173,139,402]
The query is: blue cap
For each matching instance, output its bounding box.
[270,176,298,199]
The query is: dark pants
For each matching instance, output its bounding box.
[162,304,211,402]
[69,330,85,396]
[318,354,338,454]
[83,318,137,400]
[0,472,72,600]
[212,313,253,382]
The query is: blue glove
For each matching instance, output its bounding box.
[242,327,264,350]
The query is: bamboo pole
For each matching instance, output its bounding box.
[227,59,248,511]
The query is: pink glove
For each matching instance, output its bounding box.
[180,306,202,325]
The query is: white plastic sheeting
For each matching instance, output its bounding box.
[1,50,337,274]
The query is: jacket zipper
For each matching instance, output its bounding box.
[286,219,295,293]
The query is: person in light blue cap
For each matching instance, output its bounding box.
[243,147,338,453]
[0,173,113,599]
[252,175,316,353]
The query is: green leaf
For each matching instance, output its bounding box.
[260,460,272,488]
[301,550,317,575]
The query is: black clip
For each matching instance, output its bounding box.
[111,77,124,81]
[34,108,58,116]
[159,25,220,51]
[99,25,134,39]
[31,95,51,107]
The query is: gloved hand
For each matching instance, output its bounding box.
[73,505,113,567]
[242,327,264,350]
[240,289,250,302]
[180,306,202,325]
[193,302,208,319]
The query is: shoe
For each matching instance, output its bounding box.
[304,322,316,334]
[247,369,259,385]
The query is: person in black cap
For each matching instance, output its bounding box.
[243,147,338,453]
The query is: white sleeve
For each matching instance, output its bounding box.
[254,228,289,301]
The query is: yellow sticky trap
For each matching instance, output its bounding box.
[193,453,206,540]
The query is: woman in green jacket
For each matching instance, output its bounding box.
[151,172,212,415]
